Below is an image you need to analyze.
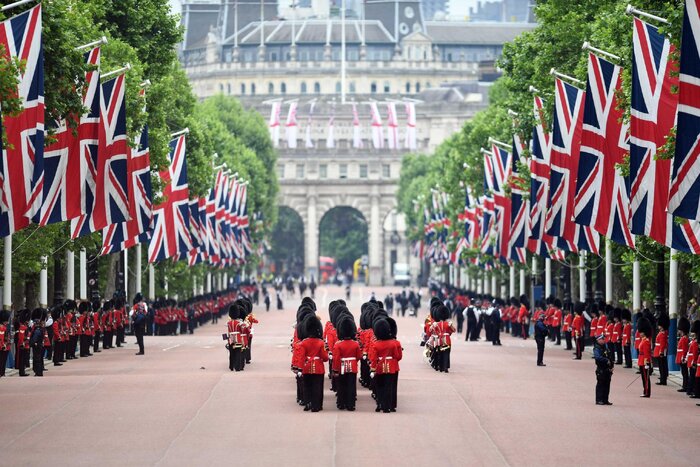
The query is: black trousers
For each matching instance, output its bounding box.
[614,342,622,364]
[640,365,651,397]
[135,329,144,354]
[564,331,572,350]
[694,374,700,396]
[70,335,78,358]
[680,364,689,390]
[0,350,7,376]
[336,373,357,409]
[80,335,91,356]
[390,373,398,410]
[229,346,244,371]
[303,374,324,411]
[32,345,43,376]
[596,371,611,403]
[375,373,392,412]
[575,336,584,359]
[93,332,101,352]
[467,319,477,341]
[245,340,252,363]
[456,319,463,334]
[296,372,304,404]
[53,341,63,364]
[536,338,545,365]
[360,358,370,387]
[116,327,124,346]
[439,347,451,371]
[623,345,632,367]
[553,326,561,345]
[492,328,500,345]
[655,356,668,384]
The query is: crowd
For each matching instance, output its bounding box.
[287,297,402,413]
[0,290,242,378]
[427,283,700,407]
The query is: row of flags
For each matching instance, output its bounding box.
[417,3,700,268]
[0,5,254,267]
[268,100,418,151]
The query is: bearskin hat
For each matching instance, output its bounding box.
[621,309,632,322]
[63,299,77,312]
[228,303,240,320]
[240,297,253,314]
[337,315,357,340]
[546,295,554,305]
[387,317,398,339]
[553,298,562,308]
[18,309,30,323]
[373,318,391,340]
[691,320,700,337]
[297,314,312,340]
[510,297,519,307]
[305,315,323,339]
[0,310,9,323]
[437,304,450,321]
[637,317,652,337]
[133,293,143,305]
[657,313,670,331]
[329,301,341,325]
[31,308,43,321]
[678,316,691,334]
[301,296,316,311]
[613,308,622,321]
[574,302,586,315]
[78,301,90,314]
[376,301,385,310]
[332,305,351,328]
[337,299,347,307]
[519,294,530,308]
[104,300,114,311]
[430,297,441,310]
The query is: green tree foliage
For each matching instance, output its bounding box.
[268,207,305,275]
[319,207,368,271]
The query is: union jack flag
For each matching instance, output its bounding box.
[509,135,528,264]
[490,144,512,261]
[101,126,152,254]
[629,16,700,253]
[0,5,44,237]
[178,199,204,265]
[71,74,129,238]
[527,96,566,260]
[576,53,634,248]
[35,47,100,226]
[458,186,478,248]
[669,2,700,221]
[546,78,599,254]
[148,135,192,262]
[204,185,220,264]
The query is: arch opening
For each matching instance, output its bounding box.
[318,206,368,284]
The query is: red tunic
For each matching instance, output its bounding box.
[562,313,572,332]
[687,340,698,371]
[432,320,455,347]
[551,309,562,327]
[325,324,338,353]
[370,339,403,374]
[634,330,641,350]
[0,324,9,351]
[589,318,598,337]
[299,337,328,375]
[676,335,689,365]
[622,323,631,346]
[332,339,362,374]
[596,315,607,336]
[611,322,622,344]
[572,315,583,337]
[637,337,651,367]
[653,330,667,358]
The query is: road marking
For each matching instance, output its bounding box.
[162,344,182,351]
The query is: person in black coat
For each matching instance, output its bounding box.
[593,333,614,405]
[534,314,549,366]
[491,300,502,346]
[132,295,147,355]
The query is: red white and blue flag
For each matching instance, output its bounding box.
[491,144,512,261]
[101,126,152,254]
[576,53,635,248]
[0,5,44,237]
[509,135,528,264]
[546,78,599,254]
[669,2,700,221]
[71,74,129,238]
[629,16,700,253]
[148,135,193,262]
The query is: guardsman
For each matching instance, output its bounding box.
[551,299,562,345]
[519,295,530,339]
[93,301,102,353]
[654,314,669,386]
[226,302,244,371]
[325,301,340,390]
[431,304,455,372]
[15,310,30,377]
[332,313,361,411]
[687,321,698,397]
[102,301,114,349]
[597,305,608,338]
[691,321,700,401]
[370,318,402,413]
[589,307,599,345]
[621,309,632,368]
[299,315,328,412]
[676,317,691,393]
[293,304,315,406]
[612,309,622,365]
[563,307,573,350]
[0,311,11,377]
[572,303,584,360]
[637,317,653,398]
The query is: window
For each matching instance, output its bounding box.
[382,164,390,178]
[219,83,224,93]
[370,82,377,94]
[405,82,411,93]
[335,82,341,93]
[277,164,285,179]
[359,164,368,179]
[251,83,256,95]
[384,81,390,93]
[349,81,356,94]
[339,164,348,179]
[301,82,307,94]
[227,83,231,95]
[241,83,246,95]
[415,82,421,93]
[281,82,287,95]
[296,164,305,178]
[319,164,328,179]
[314,82,321,94]
[268,82,274,94]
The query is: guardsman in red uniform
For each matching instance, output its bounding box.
[563,308,573,350]
[596,308,608,339]
[77,302,90,357]
[519,295,530,339]
[325,302,341,390]
[370,318,402,413]
[551,299,562,345]
[102,301,113,349]
[332,315,362,411]
[621,309,632,368]
[226,302,245,372]
[572,304,584,360]
[676,317,691,393]
[299,315,328,412]
[358,306,375,388]
[589,309,599,345]
[605,316,614,354]
[293,307,315,405]
[687,322,699,397]
[637,317,653,398]
[114,300,124,348]
[654,314,669,386]
[0,310,11,377]
[93,305,102,353]
[431,304,455,373]
[611,309,622,365]
[15,309,30,376]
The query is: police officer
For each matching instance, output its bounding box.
[534,313,548,366]
[593,333,614,405]
[131,294,147,355]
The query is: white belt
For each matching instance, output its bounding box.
[341,357,356,361]
[340,357,356,375]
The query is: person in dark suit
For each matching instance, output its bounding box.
[131,294,147,355]
[593,333,614,405]
[534,314,548,366]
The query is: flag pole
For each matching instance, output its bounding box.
[605,238,612,303]
[124,249,129,299]
[1,0,38,12]
[632,256,641,312]
[148,264,155,301]
[65,250,75,300]
[39,256,48,307]
[550,68,585,88]
[170,128,190,138]
[625,4,669,24]
[545,258,552,298]
[582,42,621,62]
[135,244,142,296]
[3,235,11,310]
[75,36,108,52]
[579,252,586,302]
[488,137,511,150]
[80,249,87,300]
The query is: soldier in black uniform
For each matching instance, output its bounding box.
[29,309,45,377]
[593,333,614,405]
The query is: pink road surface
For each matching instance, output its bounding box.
[1,285,698,466]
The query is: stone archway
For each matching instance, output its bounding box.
[317,206,369,284]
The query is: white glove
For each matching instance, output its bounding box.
[370,372,375,378]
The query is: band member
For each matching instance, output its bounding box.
[332,314,361,411]
[637,317,652,398]
[572,303,584,360]
[370,318,402,413]
[431,304,455,373]
[226,303,245,372]
[621,309,632,368]
[654,314,669,386]
[299,315,328,412]
[677,317,691,393]
[0,310,10,377]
